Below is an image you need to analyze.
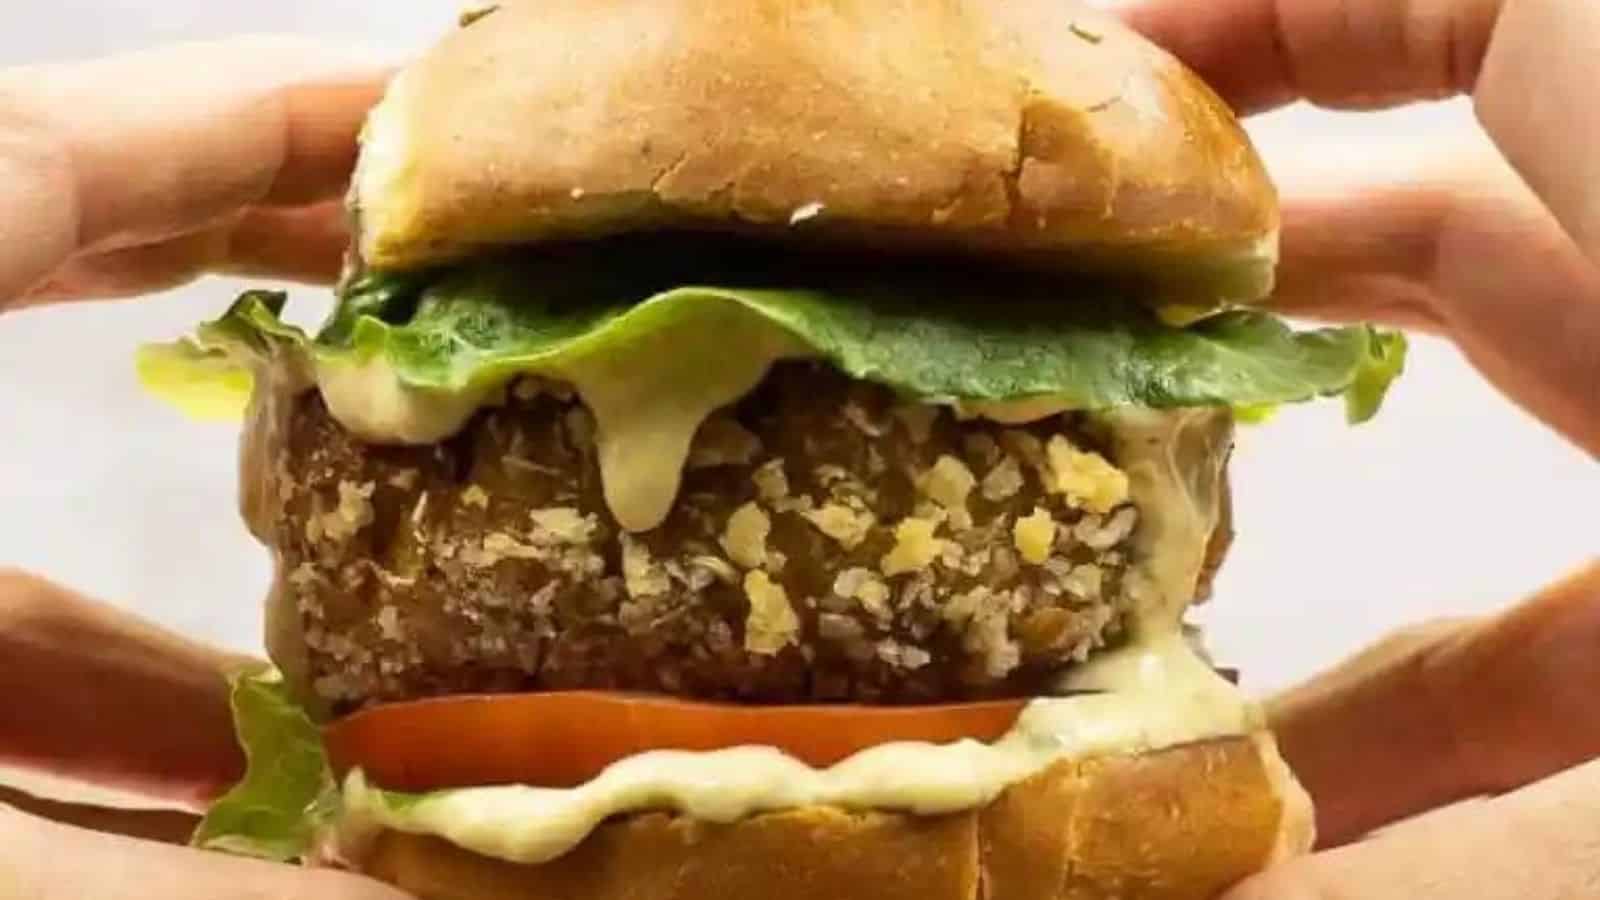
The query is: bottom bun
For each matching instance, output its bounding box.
[362,733,1312,900]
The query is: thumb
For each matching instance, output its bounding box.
[1223,757,1600,899]
[0,569,252,808]
[1266,561,1600,846]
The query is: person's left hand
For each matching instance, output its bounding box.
[0,36,391,783]
[0,40,414,898]
[0,37,389,310]
[0,568,416,899]
[0,568,250,811]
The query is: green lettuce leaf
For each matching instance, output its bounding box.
[191,670,338,862]
[135,340,255,422]
[143,245,1406,424]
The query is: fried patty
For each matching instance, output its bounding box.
[259,363,1147,712]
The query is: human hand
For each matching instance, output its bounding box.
[1115,3,1600,894]
[0,38,413,894]
[0,568,413,898]
[1214,560,1600,899]
[1122,0,1600,457]
[0,37,389,310]
[1120,1,1600,890]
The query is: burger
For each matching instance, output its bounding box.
[142,2,1405,898]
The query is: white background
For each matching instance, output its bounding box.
[1,1,1594,697]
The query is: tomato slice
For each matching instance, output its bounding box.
[324,692,1026,792]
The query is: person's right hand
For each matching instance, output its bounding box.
[1229,561,1600,899]
[1124,0,1600,458]
[1117,1,1600,896]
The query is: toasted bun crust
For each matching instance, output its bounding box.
[360,734,1312,900]
[355,0,1277,304]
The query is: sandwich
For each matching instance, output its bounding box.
[142,2,1406,898]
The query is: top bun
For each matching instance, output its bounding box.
[354,0,1277,304]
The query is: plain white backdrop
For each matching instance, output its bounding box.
[1,1,1594,696]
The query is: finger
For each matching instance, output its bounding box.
[1428,561,1600,802]
[0,569,255,809]
[0,37,390,301]
[1116,0,1501,115]
[16,200,349,306]
[1268,137,1600,455]
[1116,0,1511,115]
[1477,0,1600,275]
[1224,756,1600,900]
[1269,560,1600,847]
[7,36,390,238]
[15,225,237,305]
[224,199,351,283]
[0,783,198,845]
[0,804,414,900]
[1118,0,1600,271]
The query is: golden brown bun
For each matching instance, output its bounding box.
[361,734,1312,900]
[354,0,1277,305]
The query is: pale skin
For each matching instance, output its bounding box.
[0,38,415,900]
[0,1,1596,895]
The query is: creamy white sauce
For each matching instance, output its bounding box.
[310,303,806,532]
[341,634,1256,866]
[1101,407,1233,627]
[304,337,1230,544]
[557,314,802,532]
[318,356,495,446]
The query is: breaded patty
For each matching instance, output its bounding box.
[256,363,1148,712]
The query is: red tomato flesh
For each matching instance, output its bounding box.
[325,692,1027,791]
